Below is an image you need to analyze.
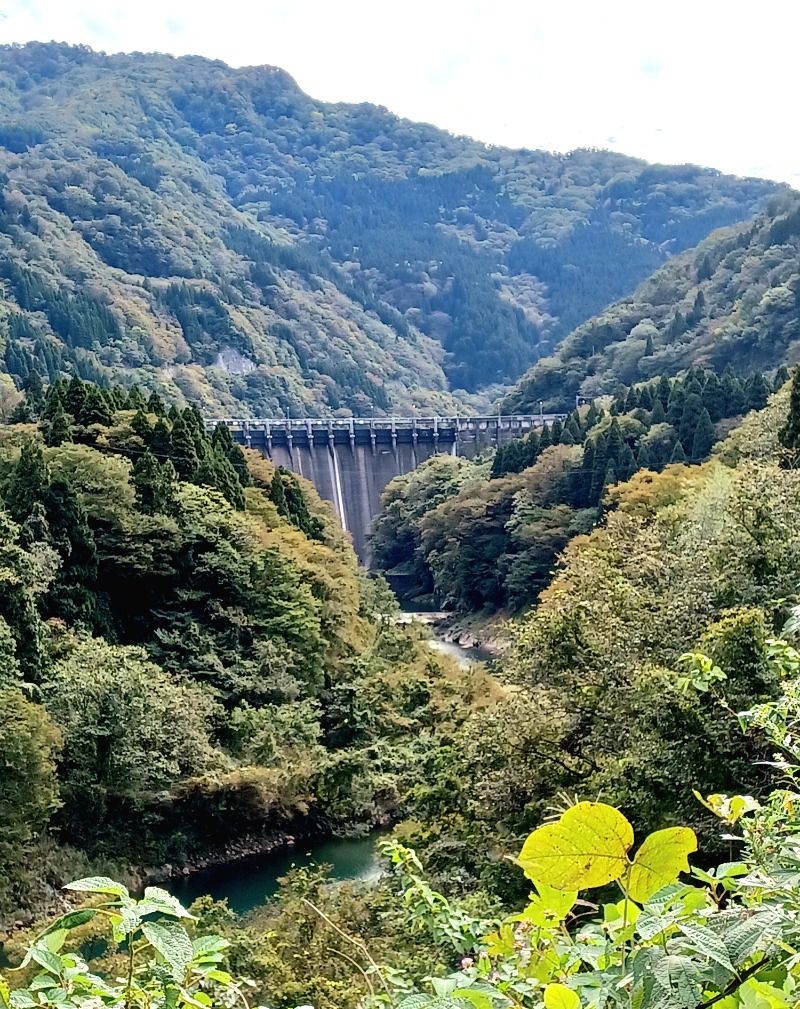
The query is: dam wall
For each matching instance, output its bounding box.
[214,415,562,564]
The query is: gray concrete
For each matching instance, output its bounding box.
[213,415,563,564]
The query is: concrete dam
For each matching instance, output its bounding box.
[215,415,561,563]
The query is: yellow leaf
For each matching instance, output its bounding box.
[516,802,633,890]
[536,883,578,919]
[544,983,580,1009]
[628,826,697,903]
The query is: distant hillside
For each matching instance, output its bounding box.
[0,42,783,415]
[504,191,800,412]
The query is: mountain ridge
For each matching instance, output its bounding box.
[0,42,785,415]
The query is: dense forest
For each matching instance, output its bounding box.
[370,364,783,612]
[504,190,800,411]
[0,378,509,922]
[6,372,800,1009]
[0,43,783,414]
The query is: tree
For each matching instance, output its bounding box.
[746,371,771,412]
[212,422,251,486]
[147,391,166,416]
[42,400,72,447]
[78,384,113,427]
[778,366,800,467]
[64,376,87,419]
[170,415,199,478]
[670,439,687,463]
[678,393,704,452]
[270,467,289,515]
[690,407,714,461]
[0,687,61,900]
[132,451,178,515]
[636,441,652,470]
[4,440,50,523]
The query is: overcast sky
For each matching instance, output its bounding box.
[1,0,797,186]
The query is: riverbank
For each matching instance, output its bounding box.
[393,608,509,663]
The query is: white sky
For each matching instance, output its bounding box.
[1,0,798,186]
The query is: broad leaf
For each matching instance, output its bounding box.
[64,877,129,898]
[141,920,194,984]
[678,921,734,973]
[142,887,194,919]
[517,802,633,890]
[192,936,230,956]
[544,983,580,1009]
[536,883,578,919]
[628,827,697,903]
[452,991,493,1009]
[40,910,97,936]
[653,954,702,1009]
[29,948,63,976]
[0,977,11,1009]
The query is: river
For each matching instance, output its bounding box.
[167,833,386,915]
[165,615,490,915]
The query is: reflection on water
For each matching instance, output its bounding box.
[167,832,386,916]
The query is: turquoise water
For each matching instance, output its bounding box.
[167,832,385,915]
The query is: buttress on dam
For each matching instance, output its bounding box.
[216,415,560,563]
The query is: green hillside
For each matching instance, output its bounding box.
[504,190,800,412]
[0,42,782,415]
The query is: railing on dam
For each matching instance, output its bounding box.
[206,414,565,563]
[206,414,564,451]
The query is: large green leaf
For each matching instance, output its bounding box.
[628,827,697,903]
[64,877,129,898]
[0,977,11,1009]
[141,887,194,919]
[517,802,633,890]
[141,920,194,984]
[653,954,702,1009]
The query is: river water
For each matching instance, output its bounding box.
[165,615,490,915]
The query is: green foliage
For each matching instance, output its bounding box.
[504,192,800,412]
[2,878,249,1009]
[0,43,780,412]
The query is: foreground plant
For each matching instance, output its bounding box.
[0,877,253,1009]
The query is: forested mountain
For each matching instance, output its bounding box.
[370,365,781,613]
[505,190,800,411]
[8,374,800,1009]
[0,43,782,415]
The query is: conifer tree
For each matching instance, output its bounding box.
[147,391,166,416]
[269,467,289,516]
[126,384,147,411]
[636,441,652,470]
[618,444,636,482]
[778,366,800,467]
[657,374,671,409]
[678,393,704,453]
[746,372,770,412]
[150,418,172,460]
[64,377,87,419]
[650,396,666,425]
[690,407,714,461]
[538,423,552,450]
[774,365,790,391]
[78,385,113,427]
[169,416,199,479]
[670,439,687,464]
[42,401,72,447]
